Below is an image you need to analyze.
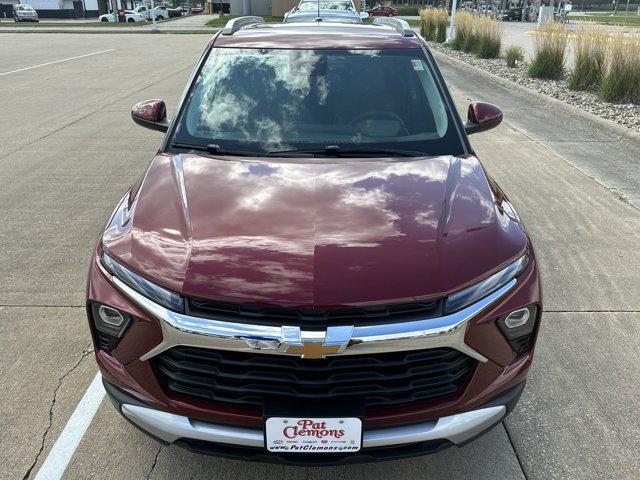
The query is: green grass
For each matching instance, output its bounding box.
[206,15,283,27]
[572,13,640,26]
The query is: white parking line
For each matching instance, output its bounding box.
[33,372,105,480]
[0,49,115,77]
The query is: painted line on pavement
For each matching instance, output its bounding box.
[0,49,115,77]
[33,372,105,480]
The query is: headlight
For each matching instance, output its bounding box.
[101,250,184,312]
[444,254,529,314]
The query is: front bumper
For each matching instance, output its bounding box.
[105,379,524,465]
[88,243,541,459]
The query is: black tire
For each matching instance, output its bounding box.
[101,17,108,22]
[127,17,134,22]
[387,13,392,17]
[157,15,165,20]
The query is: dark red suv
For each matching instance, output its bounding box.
[87,17,541,465]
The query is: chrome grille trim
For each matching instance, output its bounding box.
[108,277,516,362]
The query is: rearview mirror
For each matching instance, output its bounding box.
[131,99,169,133]
[464,102,502,135]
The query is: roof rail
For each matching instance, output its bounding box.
[221,16,265,35]
[372,17,414,37]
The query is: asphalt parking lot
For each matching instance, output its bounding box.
[1,32,640,480]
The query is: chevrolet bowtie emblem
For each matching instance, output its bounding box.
[285,342,342,359]
[244,326,354,359]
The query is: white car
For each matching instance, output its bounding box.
[133,5,177,20]
[99,10,145,22]
[132,5,152,19]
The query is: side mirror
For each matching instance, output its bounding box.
[464,102,503,135]
[131,99,169,133]
[359,11,369,19]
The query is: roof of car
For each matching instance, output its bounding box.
[212,22,423,49]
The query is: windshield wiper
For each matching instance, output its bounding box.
[267,145,426,157]
[171,142,266,157]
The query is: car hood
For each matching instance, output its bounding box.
[103,153,527,307]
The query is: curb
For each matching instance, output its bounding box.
[430,48,640,144]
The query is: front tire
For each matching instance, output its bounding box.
[127,17,134,22]
[101,17,108,22]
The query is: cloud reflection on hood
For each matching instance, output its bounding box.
[104,154,525,306]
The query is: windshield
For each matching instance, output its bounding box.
[285,15,360,23]
[18,5,34,10]
[298,0,352,10]
[170,48,464,157]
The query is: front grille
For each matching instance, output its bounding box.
[152,346,476,409]
[187,297,442,328]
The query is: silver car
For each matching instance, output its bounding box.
[284,0,368,23]
[13,4,39,22]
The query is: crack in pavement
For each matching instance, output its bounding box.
[502,421,529,480]
[20,342,94,480]
[145,445,163,480]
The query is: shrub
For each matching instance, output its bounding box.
[568,25,607,91]
[395,6,421,16]
[420,8,438,41]
[462,20,478,52]
[505,45,524,67]
[600,30,640,103]
[475,16,501,58]
[435,9,448,43]
[528,20,567,79]
[452,12,475,51]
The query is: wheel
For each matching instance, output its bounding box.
[387,12,392,16]
[127,17,134,22]
[157,15,165,20]
[101,17,109,22]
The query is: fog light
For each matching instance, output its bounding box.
[496,306,537,341]
[505,308,530,329]
[91,303,132,339]
[99,305,125,326]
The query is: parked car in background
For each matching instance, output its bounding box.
[99,10,145,22]
[132,5,152,19]
[285,0,367,23]
[153,6,182,19]
[130,5,179,20]
[89,16,542,464]
[190,5,203,13]
[499,7,522,21]
[13,4,39,22]
[366,4,397,16]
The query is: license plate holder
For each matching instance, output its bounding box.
[265,417,362,453]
